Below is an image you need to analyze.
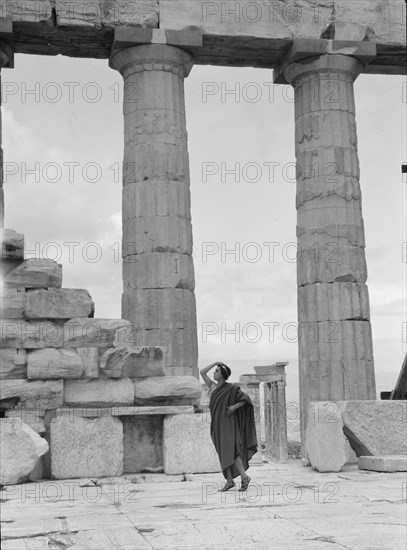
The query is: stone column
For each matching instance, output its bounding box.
[271,382,279,460]
[263,382,272,454]
[0,39,13,228]
[110,45,198,376]
[274,40,377,453]
[239,377,262,463]
[276,380,288,461]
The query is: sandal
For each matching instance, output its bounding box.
[239,476,251,492]
[219,481,235,492]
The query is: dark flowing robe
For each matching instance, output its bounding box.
[209,382,258,479]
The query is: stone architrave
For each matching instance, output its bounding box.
[0,319,64,348]
[27,348,84,379]
[338,400,407,456]
[77,347,99,378]
[0,418,49,485]
[0,348,27,379]
[305,401,347,472]
[63,318,132,348]
[4,259,62,288]
[0,379,63,410]
[100,345,166,378]
[110,43,198,373]
[25,288,95,319]
[50,412,123,479]
[133,375,202,405]
[163,413,220,474]
[274,40,377,454]
[64,378,134,407]
[56,0,159,28]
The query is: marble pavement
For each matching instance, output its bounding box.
[1,460,405,550]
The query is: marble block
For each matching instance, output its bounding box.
[338,400,407,456]
[306,401,347,472]
[163,413,220,474]
[50,413,123,479]
[0,418,48,485]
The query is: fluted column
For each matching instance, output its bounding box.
[274,41,377,453]
[110,45,198,376]
[0,40,13,228]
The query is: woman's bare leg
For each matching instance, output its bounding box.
[234,456,249,480]
[225,466,233,483]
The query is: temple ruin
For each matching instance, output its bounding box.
[0,1,406,480]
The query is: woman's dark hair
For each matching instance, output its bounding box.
[219,363,231,380]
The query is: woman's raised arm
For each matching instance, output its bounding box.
[200,362,218,388]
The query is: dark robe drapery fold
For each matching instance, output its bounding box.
[209,382,258,479]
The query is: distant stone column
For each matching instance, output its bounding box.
[239,379,262,463]
[263,382,272,454]
[274,40,377,453]
[276,380,288,461]
[110,45,198,376]
[0,39,13,228]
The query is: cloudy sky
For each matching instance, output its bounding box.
[2,53,405,402]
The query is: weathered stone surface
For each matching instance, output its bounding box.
[0,319,64,348]
[0,418,49,485]
[111,405,194,416]
[122,180,191,220]
[123,253,195,291]
[4,259,62,288]
[64,378,134,407]
[298,282,370,322]
[50,413,123,479]
[0,349,27,379]
[0,380,63,410]
[63,318,132,348]
[0,289,25,318]
[100,346,165,378]
[77,347,99,378]
[25,288,95,319]
[1,228,24,261]
[134,376,202,405]
[297,242,368,286]
[305,402,347,472]
[163,413,220,474]
[55,0,159,28]
[3,0,53,23]
[358,455,407,472]
[123,416,163,473]
[116,326,198,369]
[123,217,192,254]
[5,409,46,433]
[27,348,84,379]
[122,288,197,330]
[338,400,407,456]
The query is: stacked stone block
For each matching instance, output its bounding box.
[0,228,202,482]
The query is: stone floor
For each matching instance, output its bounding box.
[1,460,406,550]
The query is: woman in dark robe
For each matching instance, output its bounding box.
[200,361,258,492]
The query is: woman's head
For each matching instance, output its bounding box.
[214,362,231,381]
